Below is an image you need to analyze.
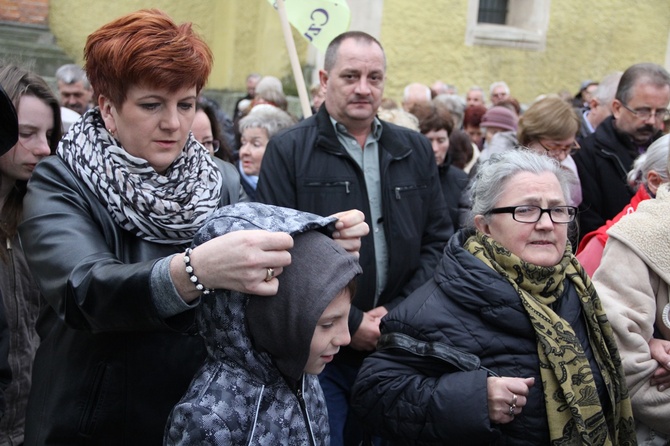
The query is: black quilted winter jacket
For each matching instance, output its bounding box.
[257,105,453,366]
[351,230,607,445]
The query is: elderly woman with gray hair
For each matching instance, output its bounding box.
[351,149,636,445]
[238,105,295,201]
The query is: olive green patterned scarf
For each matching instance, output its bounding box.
[464,232,636,446]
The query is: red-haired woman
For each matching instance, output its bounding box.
[18,9,366,444]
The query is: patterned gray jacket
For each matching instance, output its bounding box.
[165,203,361,445]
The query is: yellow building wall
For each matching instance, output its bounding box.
[48,0,307,93]
[49,0,670,106]
[379,0,670,105]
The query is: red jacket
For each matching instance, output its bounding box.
[576,186,650,276]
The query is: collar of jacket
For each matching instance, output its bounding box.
[600,115,661,155]
[438,151,455,171]
[313,105,413,161]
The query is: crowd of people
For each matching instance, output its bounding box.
[0,7,669,446]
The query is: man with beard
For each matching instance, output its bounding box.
[573,63,670,238]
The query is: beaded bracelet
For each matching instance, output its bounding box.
[183,248,215,295]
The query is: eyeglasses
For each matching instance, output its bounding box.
[487,205,577,224]
[538,140,580,157]
[202,140,220,153]
[620,102,670,121]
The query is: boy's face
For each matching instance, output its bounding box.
[304,289,352,375]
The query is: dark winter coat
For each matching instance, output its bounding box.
[257,105,452,365]
[573,115,662,238]
[438,156,469,232]
[18,156,242,445]
[0,233,39,444]
[351,230,607,445]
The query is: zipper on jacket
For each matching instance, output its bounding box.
[297,378,317,446]
[305,180,351,194]
[600,148,632,181]
[4,237,19,431]
[247,384,265,446]
[600,149,637,195]
[394,184,427,200]
[6,237,20,334]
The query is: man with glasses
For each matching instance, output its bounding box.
[573,62,670,238]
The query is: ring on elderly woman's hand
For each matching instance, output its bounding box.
[264,267,275,282]
[509,394,517,407]
[508,405,515,417]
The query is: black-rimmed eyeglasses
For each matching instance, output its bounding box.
[487,205,577,224]
[202,140,220,153]
[620,103,670,121]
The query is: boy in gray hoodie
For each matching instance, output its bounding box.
[165,203,362,445]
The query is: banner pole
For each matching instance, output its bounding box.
[276,0,312,118]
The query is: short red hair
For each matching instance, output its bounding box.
[84,9,213,106]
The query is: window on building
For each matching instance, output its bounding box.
[478,0,508,25]
[466,0,550,51]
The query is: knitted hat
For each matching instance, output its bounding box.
[481,106,518,132]
[0,83,18,156]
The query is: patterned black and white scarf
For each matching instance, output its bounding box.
[57,108,223,245]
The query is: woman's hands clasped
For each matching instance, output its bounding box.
[487,376,535,424]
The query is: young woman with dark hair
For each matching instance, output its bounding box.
[0,63,61,445]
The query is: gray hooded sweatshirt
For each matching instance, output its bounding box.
[165,202,362,445]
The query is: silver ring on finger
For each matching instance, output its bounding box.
[264,267,275,282]
[508,405,515,417]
